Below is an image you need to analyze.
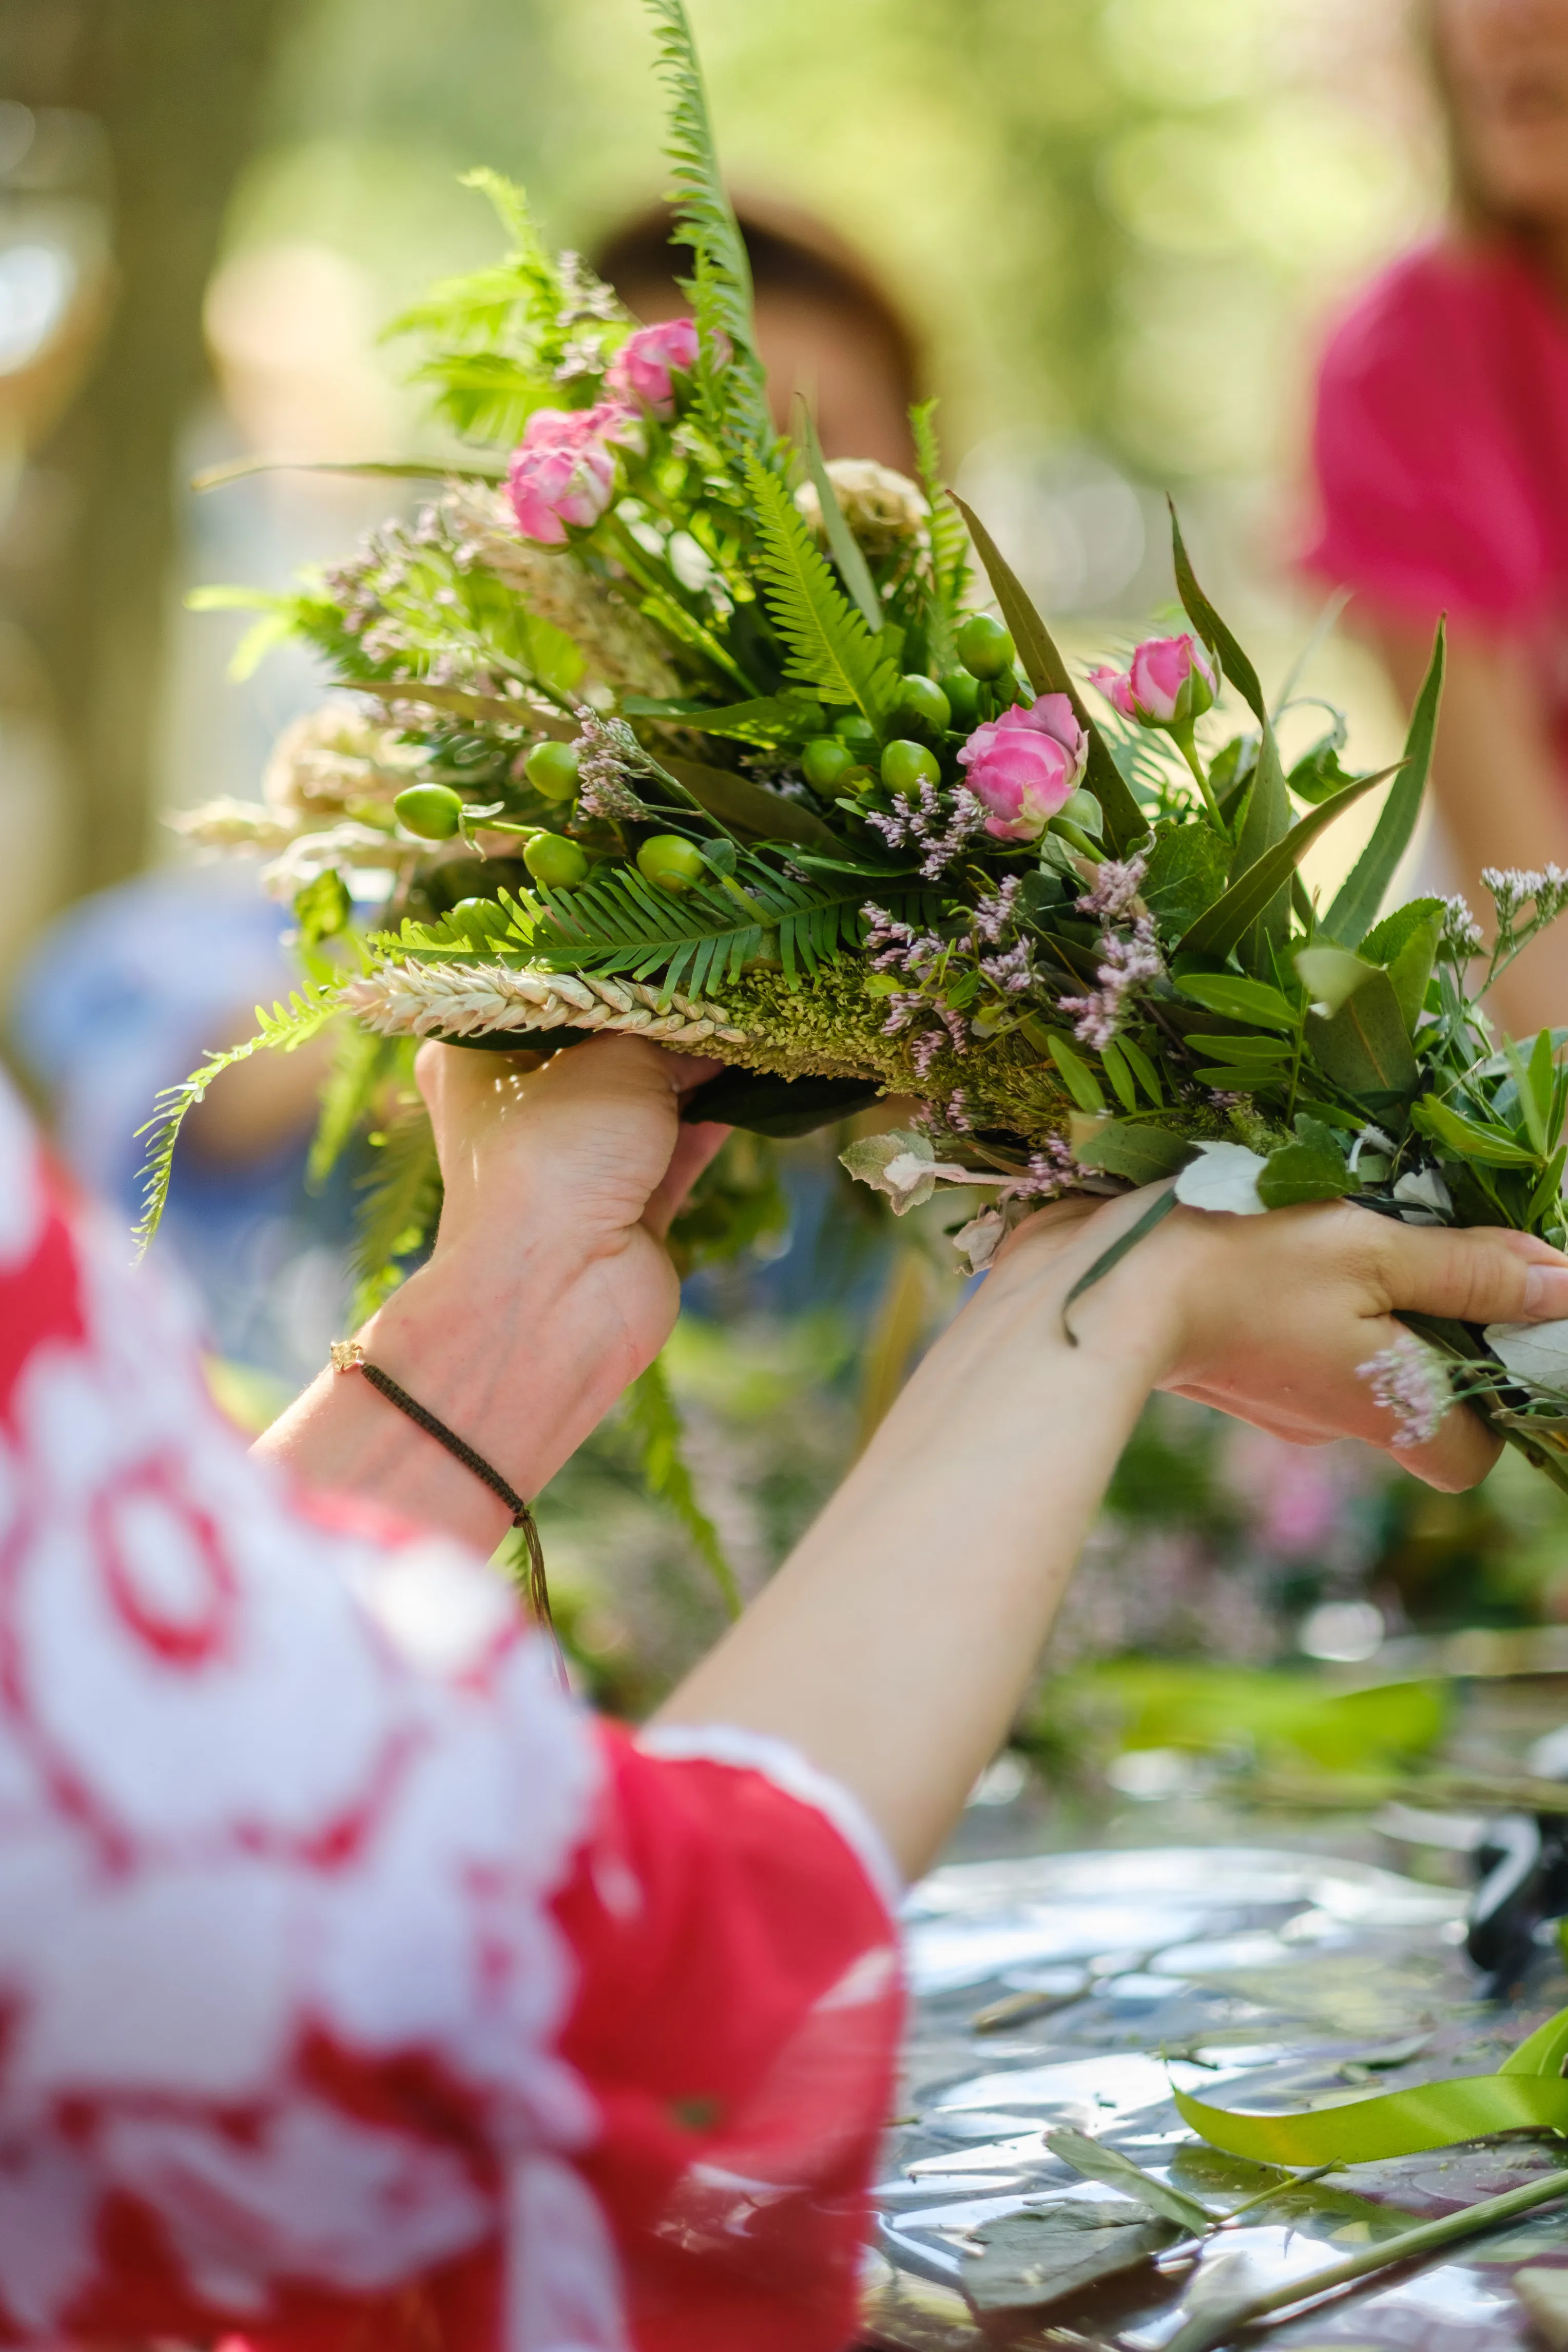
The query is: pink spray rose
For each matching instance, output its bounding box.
[1090,633,1218,730]
[506,402,642,545]
[956,693,1088,843]
[606,316,725,417]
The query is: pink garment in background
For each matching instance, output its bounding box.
[1307,237,1568,773]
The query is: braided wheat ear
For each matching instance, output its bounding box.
[340,959,751,1046]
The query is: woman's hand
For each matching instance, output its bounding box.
[999,1189,1568,1491]
[254,1036,729,1546]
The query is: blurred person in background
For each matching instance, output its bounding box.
[1308,0,1568,1038]
[595,195,922,471]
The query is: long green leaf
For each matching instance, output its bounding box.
[657,753,841,845]
[910,399,967,672]
[1323,620,1445,946]
[1169,498,1265,724]
[350,1098,442,1322]
[799,406,884,634]
[1306,969,1418,1099]
[743,450,899,718]
[1178,764,1396,959]
[624,1353,741,1616]
[952,494,1147,854]
[1061,1184,1179,1345]
[642,0,770,448]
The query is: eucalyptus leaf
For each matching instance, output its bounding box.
[966,2199,1177,2315]
[1179,766,1392,962]
[1174,973,1298,1032]
[1174,1141,1268,1214]
[1141,825,1229,931]
[1257,1140,1358,1209]
[1072,1118,1194,1186]
[1484,1320,1568,1393]
[1411,1095,1541,1168]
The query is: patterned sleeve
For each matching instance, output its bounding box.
[0,1075,901,2352]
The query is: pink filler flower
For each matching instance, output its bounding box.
[606,316,725,417]
[507,402,642,545]
[956,694,1088,842]
[1090,633,1218,730]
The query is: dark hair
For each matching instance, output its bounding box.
[591,194,925,413]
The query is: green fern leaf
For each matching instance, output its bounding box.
[642,0,771,450]
[134,990,337,1256]
[911,398,970,673]
[308,1025,401,1190]
[743,451,900,719]
[623,1352,740,1616]
[350,1100,442,1324]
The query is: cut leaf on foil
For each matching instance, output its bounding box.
[965,2197,1177,2314]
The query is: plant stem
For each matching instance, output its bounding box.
[1165,2167,1568,2352]
[1173,726,1225,828]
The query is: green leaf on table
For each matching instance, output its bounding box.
[1411,1094,1543,1168]
[1323,620,1444,946]
[1178,766,1392,961]
[1257,1139,1358,1208]
[1046,2129,1213,2232]
[1174,973,1299,1032]
[1072,1117,1195,1186]
[952,492,1147,853]
[966,2199,1178,2315]
[1305,968,1418,1100]
[1142,824,1230,932]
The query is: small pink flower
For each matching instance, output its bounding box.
[1090,634,1218,731]
[606,317,724,417]
[506,401,643,545]
[955,693,1088,842]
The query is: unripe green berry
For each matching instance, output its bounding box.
[636,833,708,892]
[394,783,465,841]
[955,613,1015,680]
[939,669,983,728]
[832,714,878,761]
[894,673,952,735]
[802,736,855,792]
[523,740,581,802]
[523,832,589,890]
[880,739,941,793]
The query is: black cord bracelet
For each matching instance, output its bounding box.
[331,1341,557,1657]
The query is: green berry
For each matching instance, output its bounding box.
[880,739,941,793]
[939,669,983,728]
[832,713,878,760]
[802,736,855,792]
[894,673,952,735]
[955,613,1015,680]
[522,832,589,890]
[523,740,581,802]
[450,895,512,942]
[636,833,708,892]
[394,783,465,841]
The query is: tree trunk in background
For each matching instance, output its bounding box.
[0,0,301,905]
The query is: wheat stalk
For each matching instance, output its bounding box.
[341,958,751,1047]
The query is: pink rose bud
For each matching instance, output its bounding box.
[606,317,725,418]
[506,402,643,545]
[956,693,1088,843]
[1090,634,1218,731]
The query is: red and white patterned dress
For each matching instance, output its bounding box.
[0,1075,902,2352]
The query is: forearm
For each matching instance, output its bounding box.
[656,1238,1164,1881]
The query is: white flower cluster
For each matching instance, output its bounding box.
[1481,864,1568,927]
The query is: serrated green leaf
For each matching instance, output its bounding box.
[1174,973,1299,1032]
[623,1351,740,1616]
[910,398,967,671]
[951,493,1148,854]
[1323,622,1444,945]
[743,450,899,719]
[1179,765,1393,960]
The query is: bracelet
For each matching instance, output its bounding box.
[330,1340,558,1657]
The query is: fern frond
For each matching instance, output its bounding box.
[350,1099,441,1323]
[623,1352,740,1616]
[531,852,927,997]
[642,0,771,451]
[133,989,336,1256]
[308,1024,401,1190]
[911,399,970,673]
[742,451,900,719]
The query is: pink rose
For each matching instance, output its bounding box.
[606,317,724,417]
[1090,634,1218,730]
[956,693,1088,843]
[506,402,642,545]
